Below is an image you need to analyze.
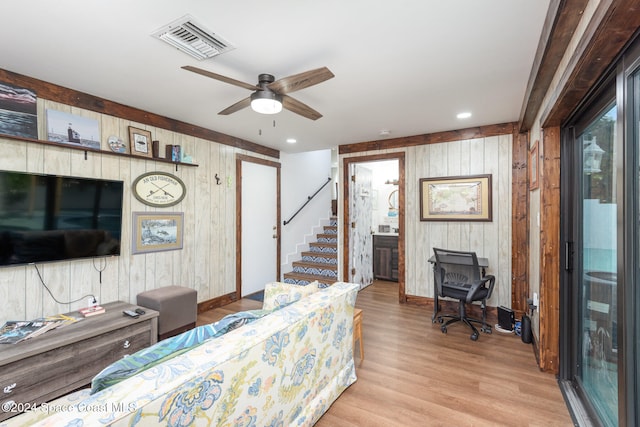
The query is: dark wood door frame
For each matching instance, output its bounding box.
[342,152,406,301]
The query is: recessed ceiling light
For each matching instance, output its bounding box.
[286,138,297,144]
[457,112,472,119]
[379,130,391,137]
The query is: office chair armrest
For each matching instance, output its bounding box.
[465,275,496,303]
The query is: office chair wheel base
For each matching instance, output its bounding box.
[482,326,492,334]
[470,333,479,341]
[441,325,447,334]
[437,317,444,324]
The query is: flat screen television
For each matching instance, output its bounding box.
[0,170,124,267]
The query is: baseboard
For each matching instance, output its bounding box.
[197,292,238,314]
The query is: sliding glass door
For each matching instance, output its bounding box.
[561,35,640,427]
[630,61,640,427]
[577,102,618,426]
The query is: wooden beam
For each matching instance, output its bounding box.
[511,131,530,317]
[197,292,238,314]
[339,123,516,155]
[519,0,590,132]
[541,0,640,127]
[539,126,561,374]
[0,68,279,159]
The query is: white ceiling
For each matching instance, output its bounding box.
[2,0,549,154]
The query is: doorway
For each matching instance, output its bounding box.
[236,155,281,298]
[342,152,405,300]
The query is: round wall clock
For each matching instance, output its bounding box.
[132,172,186,207]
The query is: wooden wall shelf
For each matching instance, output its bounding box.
[1,134,199,168]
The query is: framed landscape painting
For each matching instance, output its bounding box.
[419,174,492,221]
[0,81,38,139]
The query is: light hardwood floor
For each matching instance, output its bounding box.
[198,281,574,427]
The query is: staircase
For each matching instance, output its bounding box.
[283,217,338,287]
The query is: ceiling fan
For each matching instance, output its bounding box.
[181,65,334,120]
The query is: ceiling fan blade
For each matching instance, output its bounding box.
[218,97,251,115]
[182,65,259,91]
[268,67,334,94]
[282,95,323,120]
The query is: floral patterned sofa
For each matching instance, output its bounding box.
[4,281,359,426]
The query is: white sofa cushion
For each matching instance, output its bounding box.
[262,280,320,310]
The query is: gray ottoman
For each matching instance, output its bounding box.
[137,286,197,340]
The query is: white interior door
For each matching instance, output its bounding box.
[349,164,374,288]
[241,160,278,296]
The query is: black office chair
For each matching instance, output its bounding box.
[432,248,495,340]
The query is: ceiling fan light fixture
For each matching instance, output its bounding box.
[251,91,283,115]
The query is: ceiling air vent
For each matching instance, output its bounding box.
[152,15,235,60]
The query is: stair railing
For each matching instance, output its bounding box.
[283,177,332,226]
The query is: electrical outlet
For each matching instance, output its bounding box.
[88,298,97,308]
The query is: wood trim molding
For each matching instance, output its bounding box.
[539,126,561,374]
[0,68,279,159]
[339,123,516,155]
[341,152,406,302]
[519,0,590,132]
[197,292,238,314]
[541,0,640,127]
[512,131,530,318]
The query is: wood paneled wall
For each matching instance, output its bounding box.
[0,98,275,324]
[340,132,513,309]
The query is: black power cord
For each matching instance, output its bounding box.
[32,263,97,305]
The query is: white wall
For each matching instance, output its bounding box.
[280,150,333,275]
[359,160,399,233]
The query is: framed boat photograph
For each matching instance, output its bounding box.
[46,109,100,149]
[419,174,492,221]
[128,126,153,158]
